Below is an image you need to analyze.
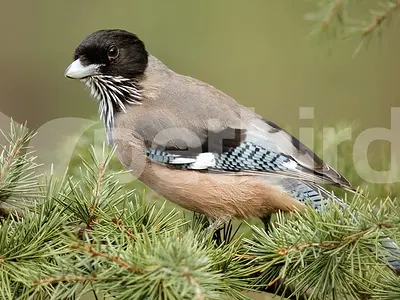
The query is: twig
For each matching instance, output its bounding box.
[361,1,400,36]
[111,217,135,239]
[181,268,204,300]
[70,243,142,274]
[321,0,343,31]
[33,275,97,287]
[0,137,24,183]
[89,163,105,221]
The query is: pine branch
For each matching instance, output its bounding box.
[243,195,400,299]
[360,1,400,36]
[305,0,400,53]
[374,274,400,299]
[33,275,97,287]
[320,0,343,32]
[70,243,143,274]
[1,121,400,299]
[0,121,39,217]
[30,142,252,299]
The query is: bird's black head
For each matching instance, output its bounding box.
[65,30,149,138]
[65,29,148,79]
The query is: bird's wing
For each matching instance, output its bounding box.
[144,121,354,190]
[245,118,353,190]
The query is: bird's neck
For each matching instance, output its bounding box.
[99,55,170,143]
[82,75,142,144]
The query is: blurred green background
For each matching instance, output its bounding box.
[1,1,400,190]
[1,0,399,131]
[1,1,399,299]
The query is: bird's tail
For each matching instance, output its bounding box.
[281,178,345,211]
[381,239,400,275]
[280,178,400,274]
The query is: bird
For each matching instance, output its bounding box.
[64,29,400,273]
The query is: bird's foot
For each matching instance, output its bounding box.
[261,214,272,234]
[201,217,231,244]
[207,218,226,233]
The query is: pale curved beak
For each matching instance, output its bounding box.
[64,59,100,79]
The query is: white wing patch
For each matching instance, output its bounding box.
[170,153,216,170]
[281,160,298,170]
[169,157,197,164]
[190,153,216,169]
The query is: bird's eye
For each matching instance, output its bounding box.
[107,46,119,60]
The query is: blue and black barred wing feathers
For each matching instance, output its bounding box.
[145,122,354,190]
